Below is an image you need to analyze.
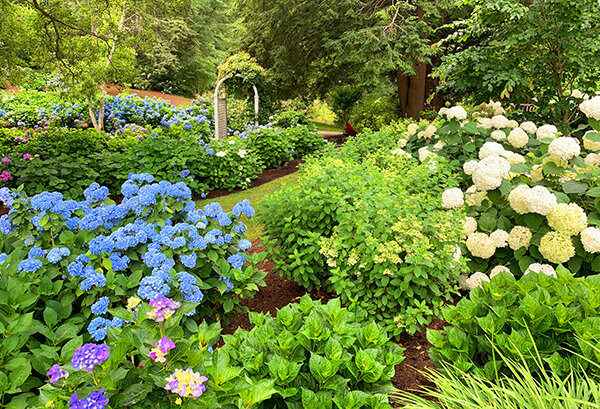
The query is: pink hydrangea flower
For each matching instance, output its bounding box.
[0,171,11,181]
[149,337,176,364]
[146,296,181,322]
[2,157,10,163]
[23,154,32,160]
[165,368,208,398]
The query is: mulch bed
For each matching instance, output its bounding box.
[222,239,444,403]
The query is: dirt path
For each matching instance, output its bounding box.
[104,85,194,106]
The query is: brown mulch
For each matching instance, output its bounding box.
[221,239,444,403]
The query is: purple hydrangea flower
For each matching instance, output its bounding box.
[47,364,69,383]
[71,343,110,372]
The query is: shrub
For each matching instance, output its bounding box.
[428,269,600,380]
[261,152,465,336]
[349,95,399,132]
[329,86,362,125]
[285,125,325,159]
[202,295,405,408]
[0,176,266,406]
[272,110,311,128]
[248,127,294,169]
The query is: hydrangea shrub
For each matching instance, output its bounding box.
[0,175,266,406]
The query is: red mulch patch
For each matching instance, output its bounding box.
[221,239,444,404]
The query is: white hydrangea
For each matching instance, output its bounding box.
[466,232,496,259]
[458,273,470,290]
[479,142,505,159]
[572,89,584,99]
[581,227,600,253]
[215,151,227,157]
[585,153,600,167]
[583,131,600,152]
[397,138,408,148]
[407,123,419,136]
[472,155,511,191]
[477,117,493,129]
[446,106,468,121]
[491,130,507,141]
[490,265,512,278]
[391,148,409,156]
[525,263,557,278]
[491,115,510,129]
[508,184,530,214]
[490,230,509,248]
[424,125,437,138]
[524,185,558,215]
[508,226,532,250]
[463,160,479,176]
[433,141,446,150]
[504,152,525,165]
[464,216,478,236]
[438,107,449,116]
[507,127,529,148]
[237,149,247,158]
[580,96,600,120]
[548,137,581,161]
[418,146,435,162]
[520,121,538,134]
[442,188,464,209]
[507,120,519,129]
[536,124,558,140]
[463,272,491,290]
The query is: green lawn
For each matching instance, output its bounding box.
[310,120,343,133]
[196,172,299,241]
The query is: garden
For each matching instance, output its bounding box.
[1,0,600,408]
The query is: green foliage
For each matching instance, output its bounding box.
[330,87,362,125]
[199,296,404,408]
[428,269,600,379]
[272,110,311,128]
[247,127,294,169]
[349,95,400,132]
[260,136,464,336]
[396,354,600,408]
[284,125,325,159]
[437,0,600,124]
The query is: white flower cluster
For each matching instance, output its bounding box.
[580,96,600,120]
[525,263,557,278]
[581,227,600,253]
[407,123,419,136]
[441,188,464,209]
[507,185,557,215]
[471,155,510,191]
[477,117,493,129]
[547,137,580,161]
[466,232,496,259]
[583,131,600,152]
[520,121,537,134]
[418,146,435,162]
[585,153,600,166]
[479,142,505,159]
[446,106,468,121]
[459,272,490,291]
[536,125,558,140]
[507,128,529,148]
[491,115,510,129]
[491,130,506,141]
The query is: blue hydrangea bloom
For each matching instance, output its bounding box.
[18,258,42,273]
[238,239,252,251]
[227,254,245,270]
[180,253,197,268]
[138,276,170,300]
[91,297,109,315]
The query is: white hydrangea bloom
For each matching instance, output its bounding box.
[524,186,558,215]
[572,89,584,99]
[548,137,581,161]
[397,138,408,148]
[391,148,409,156]
[472,155,511,191]
[216,151,227,157]
[477,117,493,129]
[536,125,558,140]
[580,96,600,120]
[407,123,419,136]
[424,125,437,138]
[507,120,519,129]
[491,130,507,141]
[507,128,529,148]
[504,152,525,165]
[581,227,600,253]
[452,246,462,262]
[464,272,491,290]
[520,121,538,134]
[442,188,464,209]
[479,142,505,159]
[490,265,512,278]
[491,115,510,129]
[464,216,478,236]
[466,232,496,259]
[490,230,509,248]
[508,184,530,214]
[438,107,449,116]
[508,226,532,250]
[433,141,446,150]
[446,106,468,121]
[418,146,434,162]
[525,263,557,278]
[585,153,600,166]
[237,149,247,158]
[583,131,600,152]
[463,160,479,176]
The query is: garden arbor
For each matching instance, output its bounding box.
[214,74,259,140]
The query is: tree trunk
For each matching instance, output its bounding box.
[397,65,427,119]
[88,98,100,131]
[397,69,409,116]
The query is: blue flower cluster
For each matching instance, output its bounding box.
[0,174,256,342]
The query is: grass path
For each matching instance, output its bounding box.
[196,172,299,241]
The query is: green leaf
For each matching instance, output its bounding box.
[588,187,600,198]
[562,180,588,194]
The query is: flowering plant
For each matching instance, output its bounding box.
[0,175,266,406]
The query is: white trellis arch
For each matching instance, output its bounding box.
[214,74,259,140]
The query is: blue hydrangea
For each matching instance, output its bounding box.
[80,272,106,291]
[47,247,70,264]
[88,317,111,341]
[0,187,14,207]
[238,239,252,251]
[219,275,234,293]
[232,199,255,218]
[91,297,109,315]
[0,215,14,235]
[0,253,7,264]
[138,276,170,300]
[109,252,130,272]
[227,254,246,270]
[84,183,109,204]
[180,253,197,268]
[18,258,42,273]
[28,246,47,258]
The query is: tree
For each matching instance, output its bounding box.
[436,0,600,123]
[232,0,455,117]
